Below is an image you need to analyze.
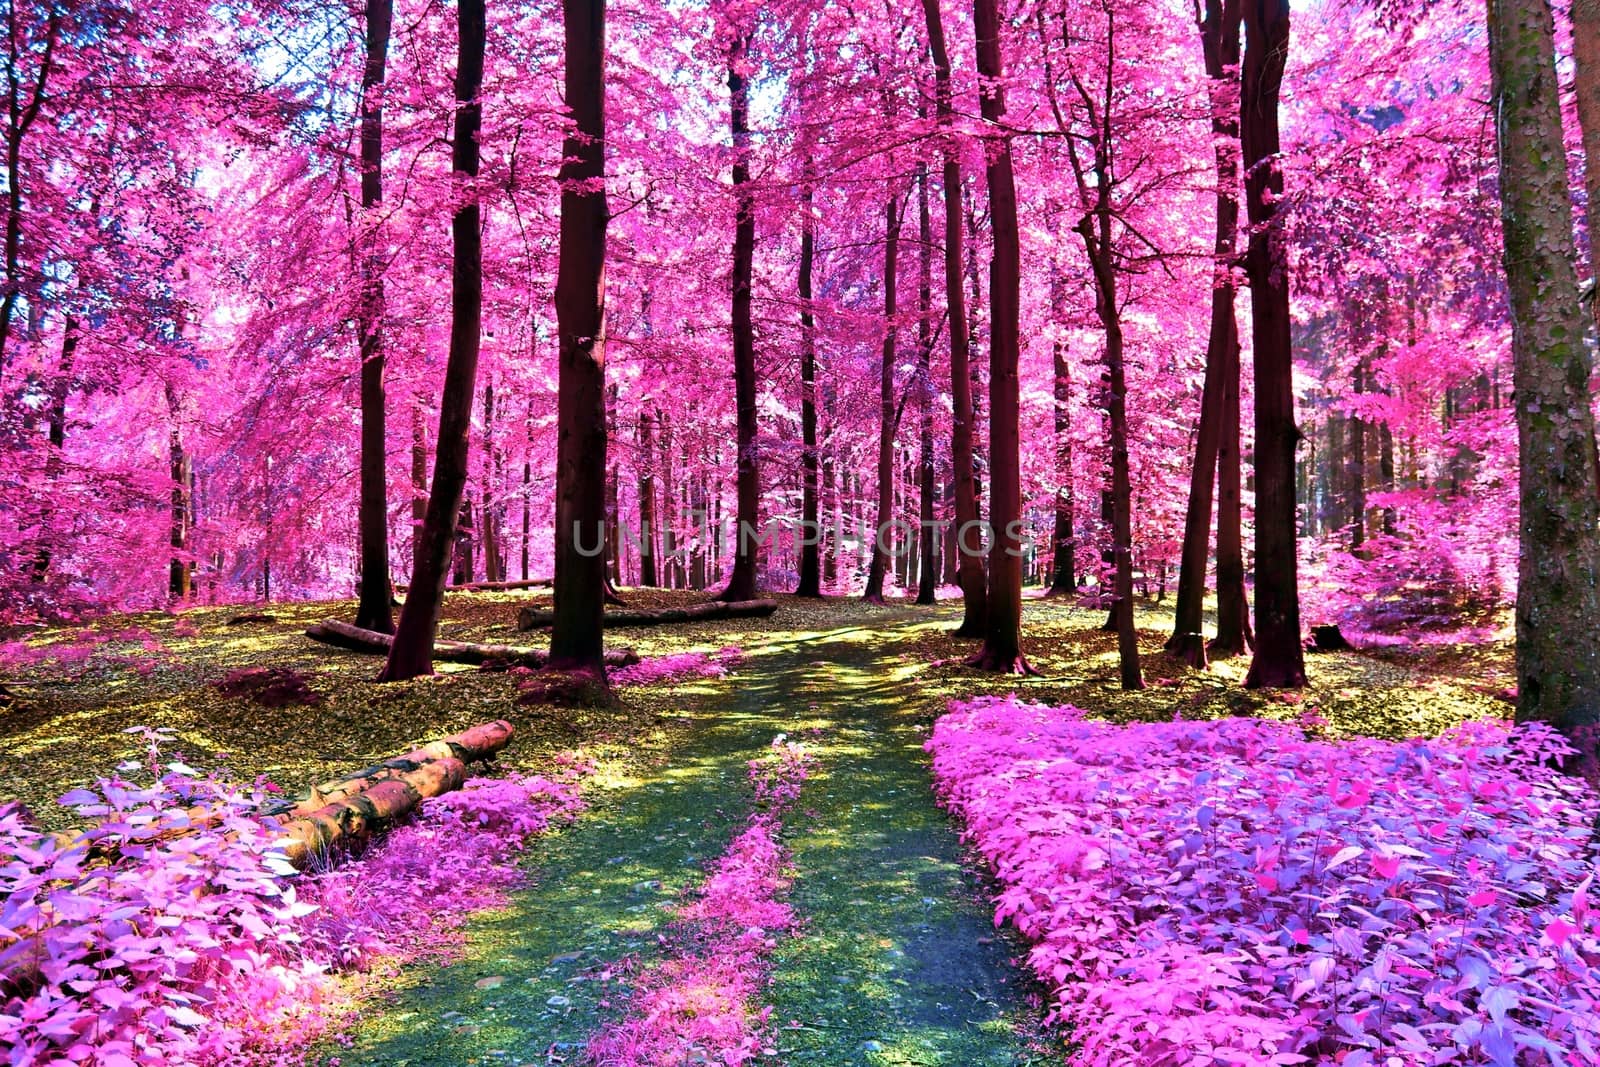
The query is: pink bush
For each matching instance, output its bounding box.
[609,647,743,687]
[585,738,811,1067]
[1,744,590,1065]
[926,696,1600,1066]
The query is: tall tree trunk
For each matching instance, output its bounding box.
[481,380,502,582]
[1047,338,1075,595]
[660,409,679,588]
[796,173,823,596]
[1078,216,1142,690]
[969,0,1030,672]
[0,5,57,377]
[1211,312,1253,656]
[1490,0,1600,777]
[521,395,533,581]
[31,315,76,581]
[548,0,609,673]
[1241,0,1306,689]
[1566,0,1600,498]
[604,383,621,587]
[354,0,394,633]
[1349,356,1367,556]
[916,160,938,606]
[166,383,192,601]
[1167,0,1241,667]
[378,0,485,682]
[721,29,761,602]
[638,410,657,586]
[923,0,986,635]
[411,396,427,576]
[864,196,901,602]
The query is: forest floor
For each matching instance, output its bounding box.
[0,590,1517,1064]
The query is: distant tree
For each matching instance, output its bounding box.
[354,0,394,634]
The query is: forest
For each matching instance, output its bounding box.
[2,0,1600,1063]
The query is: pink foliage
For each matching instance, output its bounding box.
[609,647,743,688]
[926,696,1600,1066]
[585,739,811,1067]
[1,744,590,1066]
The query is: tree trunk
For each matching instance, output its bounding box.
[864,195,901,602]
[968,0,1030,673]
[482,380,503,583]
[1047,337,1076,595]
[166,383,192,601]
[354,0,395,634]
[660,410,679,588]
[721,29,761,602]
[1241,0,1306,689]
[379,0,485,681]
[638,411,658,586]
[549,0,610,674]
[1490,0,1600,778]
[1349,356,1368,556]
[0,6,57,376]
[1211,306,1253,657]
[30,316,76,582]
[1167,0,1241,667]
[796,172,823,596]
[916,161,938,606]
[411,396,428,576]
[922,0,986,635]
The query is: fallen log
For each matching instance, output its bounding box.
[6,723,516,995]
[516,598,778,632]
[305,619,640,668]
[44,721,516,858]
[275,756,467,868]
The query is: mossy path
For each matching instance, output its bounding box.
[331,612,1059,1067]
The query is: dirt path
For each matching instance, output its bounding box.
[332,612,1058,1066]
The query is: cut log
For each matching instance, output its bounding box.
[306,619,639,668]
[226,612,277,625]
[275,756,467,868]
[516,598,778,631]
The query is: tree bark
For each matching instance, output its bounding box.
[1211,306,1253,656]
[549,0,610,674]
[1490,0,1600,777]
[922,0,986,635]
[1241,0,1306,689]
[1167,0,1241,667]
[864,195,901,602]
[721,29,761,602]
[968,0,1030,672]
[411,396,427,575]
[354,0,395,634]
[379,0,485,681]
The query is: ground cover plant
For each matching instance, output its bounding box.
[927,695,1600,1065]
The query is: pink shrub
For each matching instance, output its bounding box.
[609,647,743,687]
[1,746,591,1065]
[926,696,1600,1066]
[585,738,811,1067]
